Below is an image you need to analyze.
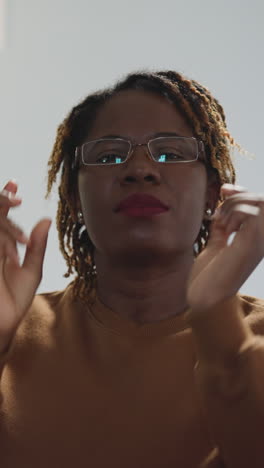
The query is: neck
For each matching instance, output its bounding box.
[94,251,194,324]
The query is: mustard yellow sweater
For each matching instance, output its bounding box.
[1,283,264,468]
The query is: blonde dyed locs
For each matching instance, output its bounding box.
[46,70,238,303]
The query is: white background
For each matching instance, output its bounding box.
[0,0,263,297]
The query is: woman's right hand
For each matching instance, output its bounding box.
[0,180,52,352]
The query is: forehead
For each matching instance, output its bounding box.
[87,89,194,141]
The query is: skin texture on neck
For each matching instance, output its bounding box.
[77,90,218,323]
[95,251,193,323]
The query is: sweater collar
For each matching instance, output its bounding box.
[85,289,191,338]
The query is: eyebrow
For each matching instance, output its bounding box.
[97,132,189,139]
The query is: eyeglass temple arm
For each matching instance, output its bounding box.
[198,141,207,162]
[71,147,79,169]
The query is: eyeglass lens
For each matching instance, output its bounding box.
[81,138,198,165]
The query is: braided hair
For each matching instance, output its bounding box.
[46,70,240,303]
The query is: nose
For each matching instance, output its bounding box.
[119,145,161,186]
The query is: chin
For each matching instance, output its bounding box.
[111,241,189,264]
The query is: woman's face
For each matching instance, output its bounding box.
[77,90,215,265]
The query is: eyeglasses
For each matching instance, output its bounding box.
[73,136,205,167]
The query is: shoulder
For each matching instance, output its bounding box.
[13,282,75,351]
[239,293,264,335]
[2,284,76,371]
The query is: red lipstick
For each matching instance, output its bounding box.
[115,193,169,217]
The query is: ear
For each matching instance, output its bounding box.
[206,168,221,212]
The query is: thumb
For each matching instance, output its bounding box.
[22,218,52,280]
[189,219,229,284]
[206,217,230,250]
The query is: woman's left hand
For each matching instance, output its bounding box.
[187,184,264,313]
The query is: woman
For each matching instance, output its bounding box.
[0,71,264,467]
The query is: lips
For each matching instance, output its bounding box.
[115,193,169,212]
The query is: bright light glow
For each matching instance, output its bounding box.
[0,0,6,50]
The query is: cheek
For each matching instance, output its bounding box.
[173,194,205,244]
[170,167,207,221]
[78,173,110,244]
[182,185,206,217]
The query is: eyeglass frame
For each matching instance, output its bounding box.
[72,136,206,169]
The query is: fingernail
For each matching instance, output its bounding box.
[1,189,20,200]
[222,183,246,191]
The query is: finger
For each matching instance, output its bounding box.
[220,183,248,205]
[4,242,20,267]
[212,195,264,223]
[220,183,247,196]
[3,180,18,193]
[221,193,264,214]
[0,216,29,244]
[0,183,22,217]
[203,206,257,253]
[22,218,52,280]
[190,221,229,283]
[0,235,20,274]
[222,204,261,235]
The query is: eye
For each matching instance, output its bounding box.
[156,151,185,162]
[96,152,127,164]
